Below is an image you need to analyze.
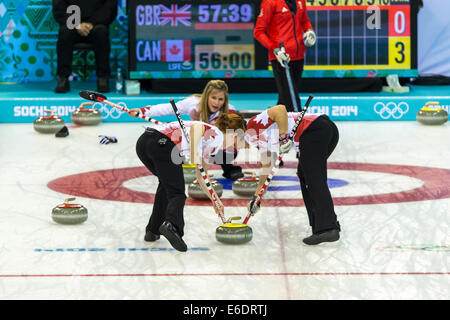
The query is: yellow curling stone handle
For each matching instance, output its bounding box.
[221,223,248,228]
[221,216,247,228]
[422,101,443,111]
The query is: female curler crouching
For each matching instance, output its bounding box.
[135,113,246,251]
[244,105,341,245]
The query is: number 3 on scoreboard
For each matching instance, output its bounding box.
[395,42,405,64]
[389,37,410,69]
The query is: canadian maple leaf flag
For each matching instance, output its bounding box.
[161,40,191,62]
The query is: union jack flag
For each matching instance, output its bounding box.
[159,4,191,27]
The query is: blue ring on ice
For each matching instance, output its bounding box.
[216,176,349,191]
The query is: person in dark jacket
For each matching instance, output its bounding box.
[254,0,316,112]
[52,0,117,93]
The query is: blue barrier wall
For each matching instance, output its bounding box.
[1,88,449,123]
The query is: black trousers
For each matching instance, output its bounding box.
[271,59,304,112]
[136,129,186,237]
[210,150,242,176]
[56,24,111,78]
[296,115,340,234]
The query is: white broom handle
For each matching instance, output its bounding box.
[169,99,227,224]
[243,95,313,224]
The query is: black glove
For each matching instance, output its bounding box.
[247,195,261,216]
[99,135,118,144]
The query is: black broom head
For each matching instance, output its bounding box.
[79,90,107,102]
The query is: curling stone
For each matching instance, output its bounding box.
[232,171,259,196]
[416,102,448,125]
[71,102,102,125]
[216,217,253,244]
[52,197,88,225]
[34,110,65,134]
[182,163,197,184]
[188,179,223,200]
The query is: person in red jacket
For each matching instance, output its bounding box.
[254,0,316,112]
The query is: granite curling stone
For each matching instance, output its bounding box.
[216,217,253,244]
[71,102,103,125]
[416,102,448,125]
[34,110,65,134]
[182,163,197,184]
[52,197,88,225]
[188,179,223,200]
[232,171,259,196]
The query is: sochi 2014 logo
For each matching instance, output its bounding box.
[374,102,409,119]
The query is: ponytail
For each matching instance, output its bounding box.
[215,113,247,133]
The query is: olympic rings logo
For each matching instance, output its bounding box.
[93,102,126,119]
[374,102,409,119]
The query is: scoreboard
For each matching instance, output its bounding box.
[304,0,417,77]
[128,0,418,79]
[128,0,261,79]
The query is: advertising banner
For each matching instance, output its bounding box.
[1,95,448,123]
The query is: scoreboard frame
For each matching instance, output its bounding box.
[127,0,418,79]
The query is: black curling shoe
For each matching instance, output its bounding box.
[303,229,340,245]
[54,77,70,93]
[144,230,160,242]
[159,221,187,252]
[222,166,244,180]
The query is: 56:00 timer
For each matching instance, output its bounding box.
[196,52,253,70]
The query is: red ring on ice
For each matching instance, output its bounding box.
[47,162,450,207]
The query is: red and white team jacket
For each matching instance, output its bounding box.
[138,95,236,124]
[154,121,224,159]
[254,0,313,61]
[245,109,318,153]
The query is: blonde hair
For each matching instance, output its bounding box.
[197,80,229,123]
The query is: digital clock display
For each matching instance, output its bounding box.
[195,44,254,70]
[197,4,253,23]
[129,0,258,78]
[128,0,418,79]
